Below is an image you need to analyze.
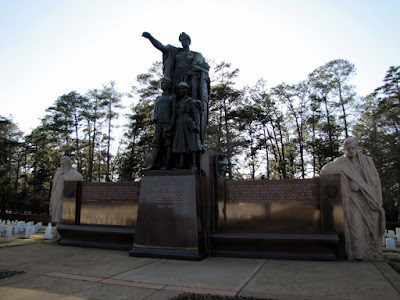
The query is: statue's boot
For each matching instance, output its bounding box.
[162,148,172,170]
[177,154,185,169]
[191,152,198,171]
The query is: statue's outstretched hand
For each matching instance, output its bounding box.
[142,32,151,39]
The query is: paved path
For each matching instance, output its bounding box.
[0,243,400,300]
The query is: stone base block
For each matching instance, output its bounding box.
[58,224,134,250]
[129,247,207,261]
[211,232,340,260]
[130,175,207,260]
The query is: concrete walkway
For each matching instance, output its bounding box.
[0,243,400,300]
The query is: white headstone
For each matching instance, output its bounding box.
[0,224,4,234]
[396,228,400,241]
[25,226,31,239]
[386,238,396,250]
[13,224,19,234]
[34,222,42,232]
[389,230,396,239]
[45,223,52,240]
[382,234,387,247]
[6,225,13,238]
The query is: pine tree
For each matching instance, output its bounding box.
[354,66,400,222]
[0,116,23,213]
[98,81,123,182]
[118,62,162,180]
[207,61,242,179]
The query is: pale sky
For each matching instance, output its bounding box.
[1,0,399,135]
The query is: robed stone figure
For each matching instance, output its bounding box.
[142,32,210,144]
[50,156,83,242]
[320,137,385,261]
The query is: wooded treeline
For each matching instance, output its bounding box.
[1,60,399,221]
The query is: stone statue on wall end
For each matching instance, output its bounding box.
[320,137,385,261]
[50,156,83,242]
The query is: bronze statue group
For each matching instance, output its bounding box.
[142,32,210,171]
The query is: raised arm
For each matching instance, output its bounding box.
[142,32,167,53]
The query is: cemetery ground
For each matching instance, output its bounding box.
[0,225,47,248]
[384,249,400,275]
[0,228,400,299]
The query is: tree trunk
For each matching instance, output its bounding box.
[338,81,349,138]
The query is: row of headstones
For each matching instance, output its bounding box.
[383,228,400,250]
[0,219,53,240]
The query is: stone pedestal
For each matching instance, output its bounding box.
[130,175,207,260]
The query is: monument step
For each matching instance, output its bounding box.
[210,232,340,261]
[57,224,135,251]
